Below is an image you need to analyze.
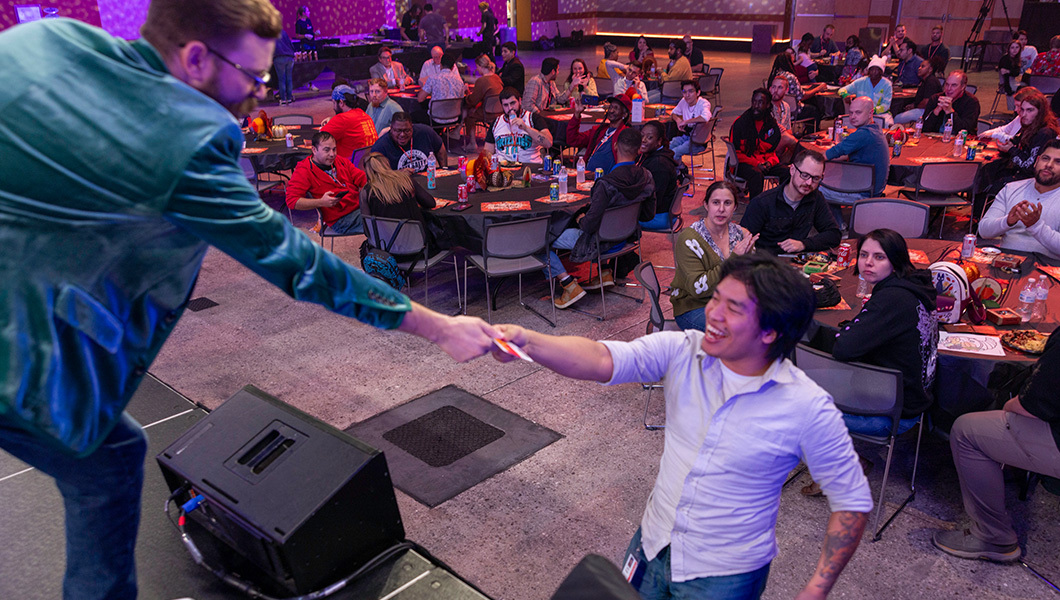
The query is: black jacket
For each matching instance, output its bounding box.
[832,270,938,418]
[499,56,525,95]
[739,185,840,254]
[1019,332,1060,451]
[638,147,680,216]
[923,92,981,136]
[570,163,654,261]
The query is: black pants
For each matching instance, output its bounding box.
[737,162,790,199]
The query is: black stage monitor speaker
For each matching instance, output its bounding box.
[157,385,405,595]
[549,554,641,600]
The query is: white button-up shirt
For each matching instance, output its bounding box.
[602,331,873,580]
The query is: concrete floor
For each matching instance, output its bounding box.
[145,47,1060,599]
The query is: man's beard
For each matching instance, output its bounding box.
[1036,168,1060,187]
[200,75,258,119]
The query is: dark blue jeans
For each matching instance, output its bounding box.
[274,55,295,103]
[624,528,770,600]
[0,412,147,600]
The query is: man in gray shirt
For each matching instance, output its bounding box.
[419,3,449,47]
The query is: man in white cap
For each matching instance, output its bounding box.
[838,55,893,122]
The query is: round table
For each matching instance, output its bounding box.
[809,86,918,119]
[413,166,591,250]
[537,104,674,147]
[388,85,430,122]
[242,125,315,173]
[807,238,1058,430]
[803,131,999,186]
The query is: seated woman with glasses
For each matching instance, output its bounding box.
[801,228,937,496]
[669,181,758,330]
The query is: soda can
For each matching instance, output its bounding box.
[458,156,468,178]
[961,234,977,259]
[837,243,852,268]
[466,175,476,193]
[966,145,976,161]
[892,142,902,158]
[550,182,559,202]
[553,161,562,177]
[490,153,499,171]
[543,155,552,173]
[457,184,468,202]
[594,167,604,180]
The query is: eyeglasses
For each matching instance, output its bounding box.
[206,45,271,88]
[791,162,824,184]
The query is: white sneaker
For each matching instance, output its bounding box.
[309,84,319,91]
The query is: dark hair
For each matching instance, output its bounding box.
[1041,139,1060,157]
[801,32,814,44]
[378,45,393,58]
[928,54,947,74]
[751,87,771,104]
[770,53,795,81]
[311,130,335,148]
[854,229,915,279]
[615,128,642,157]
[297,5,308,17]
[567,58,589,84]
[705,180,743,204]
[900,39,917,54]
[424,3,434,11]
[634,35,652,61]
[718,253,816,362]
[669,39,684,56]
[932,25,943,32]
[390,112,413,126]
[440,53,456,69]
[681,79,699,92]
[142,0,282,55]
[627,59,642,71]
[640,120,666,145]
[1013,88,1060,143]
[407,4,422,16]
[502,41,517,54]
[499,86,520,102]
[847,34,860,49]
[1015,29,1028,40]
[792,148,825,168]
[1051,35,1060,50]
[541,57,560,76]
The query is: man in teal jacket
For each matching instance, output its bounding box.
[0,2,497,598]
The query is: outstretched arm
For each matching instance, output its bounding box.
[398,303,499,362]
[796,510,869,599]
[491,324,614,382]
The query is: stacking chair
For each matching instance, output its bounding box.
[896,161,981,236]
[364,216,458,309]
[594,76,614,97]
[463,215,556,326]
[633,261,681,430]
[820,161,875,229]
[483,94,503,125]
[316,209,361,251]
[965,84,978,96]
[641,182,690,270]
[273,114,314,126]
[872,115,887,129]
[722,138,779,198]
[707,67,723,103]
[350,146,372,169]
[697,74,719,103]
[428,97,464,151]
[977,119,994,137]
[1025,74,1060,95]
[850,197,930,238]
[783,96,816,138]
[660,80,683,104]
[687,112,720,189]
[794,344,924,541]
[241,156,292,220]
[570,203,644,321]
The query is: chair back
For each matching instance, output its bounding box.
[660,80,683,102]
[794,344,904,423]
[595,77,614,96]
[721,137,744,187]
[821,161,875,196]
[364,216,426,255]
[965,84,978,96]
[239,157,257,181]
[916,161,980,195]
[977,119,994,136]
[429,97,463,124]
[483,215,550,260]
[690,117,717,145]
[598,203,641,244]
[850,197,930,238]
[273,114,314,126]
[782,94,797,115]
[872,115,887,129]
[483,93,503,122]
[1026,74,1060,94]
[633,261,668,333]
[351,146,372,169]
[697,74,719,96]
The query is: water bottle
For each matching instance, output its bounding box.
[942,115,953,143]
[953,136,963,157]
[558,172,568,196]
[914,116,923,140]
[426,152,437,189]
[1018,278,1037,321]
[833,115,843,144]
[856,274,870,298]
[1033,278,1050,320]
[576,156,586,185]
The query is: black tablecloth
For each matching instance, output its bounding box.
[537,105,673,147]
[242,125,315,172]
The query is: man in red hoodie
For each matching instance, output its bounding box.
[286,131,368,233]
[566,94,630,173]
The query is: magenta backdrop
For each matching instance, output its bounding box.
[0,1,100,32]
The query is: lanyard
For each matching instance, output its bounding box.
[313,160,342,186]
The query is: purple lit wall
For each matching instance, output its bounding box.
[0,0,100,31]
[97,0,146,39]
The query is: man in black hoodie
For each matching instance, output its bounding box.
[544,128,655,308]
[637,120,680,228]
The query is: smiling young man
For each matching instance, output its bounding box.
[493,252,872,600]
[669,79,712,162]
[0,2,499,598]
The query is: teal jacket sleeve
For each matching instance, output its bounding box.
[164,125,411,329]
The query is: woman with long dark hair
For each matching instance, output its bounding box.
[802,228,938,495]
[669,181,758,330]
[842,35,864,80]
[980,87,1060,199]
[556,58,598,104]
[998,39,1023,111]
[629,35,654,63]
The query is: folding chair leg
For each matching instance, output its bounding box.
[516,272,557,327]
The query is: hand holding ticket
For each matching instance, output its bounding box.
[493,338,533,362]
